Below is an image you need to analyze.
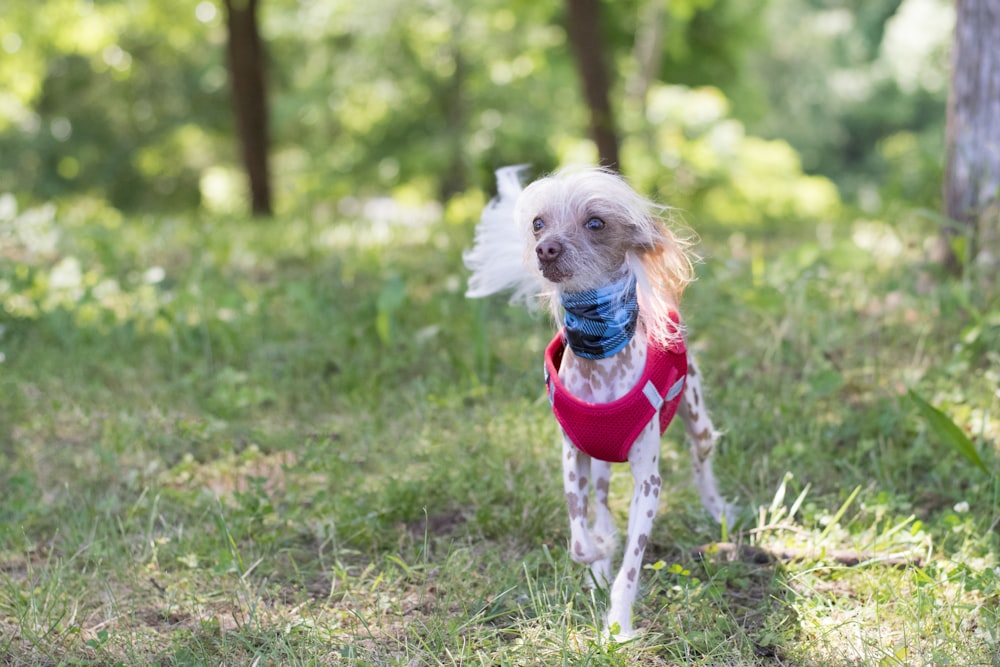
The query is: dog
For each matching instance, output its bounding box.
[464,166,729,638]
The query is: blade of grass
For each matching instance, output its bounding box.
[818,485,861,543]
[908,390,991,476]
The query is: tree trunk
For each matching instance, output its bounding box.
[440,36,468,200]
[565,0,621,170]
[626,0,667,108]
[224,0,272,216]
[943,0,1000,269]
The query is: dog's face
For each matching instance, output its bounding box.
[516,170,665,293]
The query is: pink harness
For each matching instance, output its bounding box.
[544,330,687,463]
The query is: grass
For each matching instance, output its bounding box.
[0,196,998,665]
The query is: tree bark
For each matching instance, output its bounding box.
[565,0,621,170]
[626,0,667,108]
[440,35,468,200]
[943,0,1000,269]
[224,0,272,216]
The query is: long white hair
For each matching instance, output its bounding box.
[465,166,695,349]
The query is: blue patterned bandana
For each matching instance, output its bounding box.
[561,274,639,360]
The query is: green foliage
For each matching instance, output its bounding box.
[0,0,229,210]
[1,0,580,209]
[621,84,841,228]
[909,389,992,476]
[735,0,951,206]
[0,0,950,216]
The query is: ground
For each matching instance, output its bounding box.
[0,202,998,665]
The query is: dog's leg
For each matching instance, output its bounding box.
[562,434,602,565]
[680,354,728,522]
[605,423,660,639]
[588,458,614,587]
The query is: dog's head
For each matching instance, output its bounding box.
[465,166,694,348]
[515,168,693,297]
[513,168,694,347]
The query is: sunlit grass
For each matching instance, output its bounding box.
[0,201,997,665]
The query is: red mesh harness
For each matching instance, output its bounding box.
[544,328,687,463]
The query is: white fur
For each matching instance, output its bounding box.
[463,165,541,303]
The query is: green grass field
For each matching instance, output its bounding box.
[1,200,998,665]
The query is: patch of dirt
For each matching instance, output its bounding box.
[404,509,467,538]
[158,448,306,501]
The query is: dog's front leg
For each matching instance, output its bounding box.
[588,458,614,587]
[562,434,602,565]
[606,423,660,639]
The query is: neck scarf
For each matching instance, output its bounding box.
[560,274,638,360]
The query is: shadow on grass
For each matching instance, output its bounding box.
[640,539,798,662]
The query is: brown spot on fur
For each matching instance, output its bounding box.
[688,364,697,377]
[568,471,576,482]
[579,476,588,490]
[638,534,648,550]
[627,567,637,582]
[642,481,651,497]
[596,477,610,494]
[566,492,583,519]
[695,427,712,441]
[560,335,645,402]
[693,388,700,406]
[574,541,584,556]
[646,509,654,517]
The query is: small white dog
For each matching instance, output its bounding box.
[465,166,728,638]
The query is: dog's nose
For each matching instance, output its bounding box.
[536,239,563,262]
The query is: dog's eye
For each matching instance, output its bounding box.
[585,217,605,231]
[533,218,545,232]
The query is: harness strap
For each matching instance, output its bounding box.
[544,324,688,463]
[642,380,663,410]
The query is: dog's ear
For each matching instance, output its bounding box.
[633,218,669,255]
[634,217,695,297]
[637,236,662,254]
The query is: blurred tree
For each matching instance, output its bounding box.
[565,0,620,169]
[223,0,272,216]
[626,0,667,107]
[739,0,949,207]
[0,0,946,223]
[266,0,576,203]
[0,0,230,211]
[943,0,999,269]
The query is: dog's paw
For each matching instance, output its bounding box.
[569,528,610,564]
[699,491,736,525]
[570,540,602,564]
[720,501,741,526]
[583,558,612,590]
[602,616,637,642]
[592,532,617,560]
[704,499,740,527]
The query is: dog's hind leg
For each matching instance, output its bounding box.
[679,354,729,522]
